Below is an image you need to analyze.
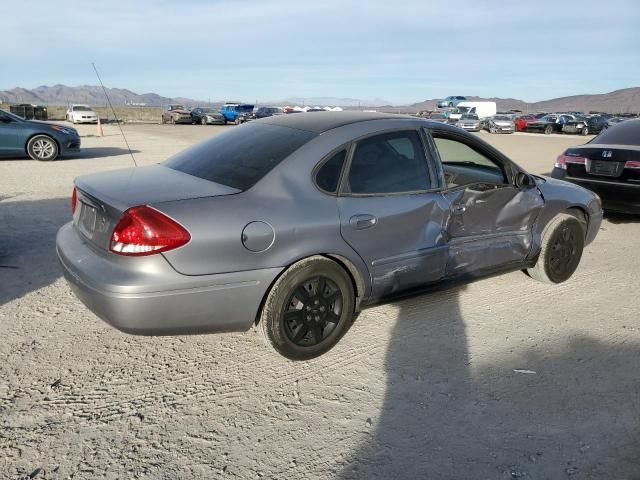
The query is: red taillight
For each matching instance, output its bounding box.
[71,187,77,215]
[109,205,190,256]
[555,154,586,170]
[625,160,640,169]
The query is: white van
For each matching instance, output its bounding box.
[456,101,496,119]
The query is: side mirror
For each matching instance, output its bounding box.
[515,172,534,189]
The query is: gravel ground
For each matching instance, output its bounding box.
[1,123,639,480]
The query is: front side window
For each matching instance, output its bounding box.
[345,130,431,194]
[433,136,506,189]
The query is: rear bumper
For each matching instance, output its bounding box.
[56,222,282,335]
[551,169,640,214]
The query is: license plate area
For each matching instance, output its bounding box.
[586,160,623,178]
[76,202,98,239]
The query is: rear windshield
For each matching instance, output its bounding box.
[591,119,639,146]
[164,123,316,190]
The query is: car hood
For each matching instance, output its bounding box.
[27,120,77,131]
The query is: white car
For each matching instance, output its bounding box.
[66,105,98,124]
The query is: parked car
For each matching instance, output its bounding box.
[561,115,591,136]
[66,104,98,124]
[524,114,574,134]
[484,115,515,134]
[220,103,255,124]
[437,96,467,108]
[162,105,192,124]
[552,119,640,213]
[0,108,80,161]
[251,106,284,120]
[456,114,481,132]
[190,107,225,125]
[584,115,610,134]
[57,112,602,360]
[514,114,538,131]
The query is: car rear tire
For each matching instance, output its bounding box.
[27,135,59,161]
[544,125,553,135]
[258,256,355,360]
[527,213,585,284]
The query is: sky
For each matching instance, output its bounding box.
[1,0,639,105]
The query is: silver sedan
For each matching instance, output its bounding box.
[57,112,602,359]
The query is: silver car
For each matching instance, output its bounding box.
[57,112,602,359]
[485,115,516,134]
[456,114,481,132]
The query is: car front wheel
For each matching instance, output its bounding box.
[527,213,585,284]
[27,135,59,161]
[544,125,553,135]
[258,256,355,360]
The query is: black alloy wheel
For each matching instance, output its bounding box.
[283,276,343,347]
[546,221,582,282]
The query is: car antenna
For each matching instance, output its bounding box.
[91,62,138,167]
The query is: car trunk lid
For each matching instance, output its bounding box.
[564,144,640,184]
[73,165,240,251]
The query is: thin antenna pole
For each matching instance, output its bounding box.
[91,62,137,167]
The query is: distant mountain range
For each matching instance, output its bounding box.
[0,84,638,114]
[0,84,202,107]
[409,88,640,114]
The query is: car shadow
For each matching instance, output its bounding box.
[339,284,640,478]
[65,147,141,160]
[604,212,639,224]
[0,196,69,307]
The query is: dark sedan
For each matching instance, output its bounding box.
[190,107,225,125]
[552,119,640,213]
[0,109,80,161]
[57,112,602,360]
[524,114,572,134]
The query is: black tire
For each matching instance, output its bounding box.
[27,135,59,161]
[161,116,166,124]
[581,126,589,136]
[258,256,355,360]
[201,117,207,125]
[527,213,585,284]
[171,116,176,125]
[544,125,553,135]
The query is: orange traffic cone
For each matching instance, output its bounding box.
[96,117,104,137]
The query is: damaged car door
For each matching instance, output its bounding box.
[337,129,450,299]
[429,130,544,276]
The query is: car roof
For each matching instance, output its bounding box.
[259,111,414,133]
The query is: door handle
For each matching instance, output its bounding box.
[350,214,377,230]
[452,204,466,214]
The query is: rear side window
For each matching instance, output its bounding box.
[165,123,315,191]
[345,130,432,194]
[591,119,640,146]
[316,149,346,193]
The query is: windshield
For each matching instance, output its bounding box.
[540,115,557,122]
[72,106,92,111]
[164,123,316,190]
[591,119,639,146]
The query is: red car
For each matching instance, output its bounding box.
[514,114,538,131]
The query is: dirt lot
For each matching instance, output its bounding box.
[1,123,639,479]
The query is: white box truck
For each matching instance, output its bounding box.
[456,101,497,119]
